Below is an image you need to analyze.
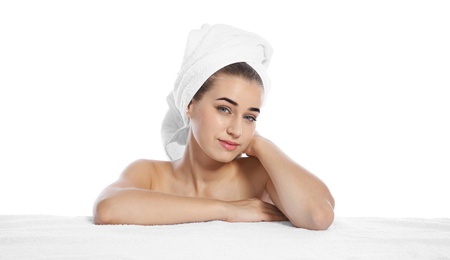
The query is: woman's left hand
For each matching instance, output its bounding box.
[243,132,265,157]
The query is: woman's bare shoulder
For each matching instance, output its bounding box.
[119,159,173,189]
[124,159,172,172]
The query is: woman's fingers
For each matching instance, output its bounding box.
[227,198,287,222]
[262,202,288,221]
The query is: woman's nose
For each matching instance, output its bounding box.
[226,117,242,138]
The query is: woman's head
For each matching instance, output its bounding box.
[162,24,272,161]
[187,62,264,162]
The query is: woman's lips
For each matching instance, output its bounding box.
[219,139,239,151]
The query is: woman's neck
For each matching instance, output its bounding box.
[173,137,234,196]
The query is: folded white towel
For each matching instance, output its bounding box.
[2,215,450,259]
[161,24,273,160]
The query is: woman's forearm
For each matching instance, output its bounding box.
[94,187,226,225]
[253,138,335,229]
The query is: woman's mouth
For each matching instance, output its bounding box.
[219,139,239,151]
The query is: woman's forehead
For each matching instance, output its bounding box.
[207,76,263,99]
[207,76,263,107]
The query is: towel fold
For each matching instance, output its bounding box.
[161,24,273,160]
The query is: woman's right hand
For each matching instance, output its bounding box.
[224,198,288,223]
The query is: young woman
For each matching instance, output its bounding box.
[93,25,335,230]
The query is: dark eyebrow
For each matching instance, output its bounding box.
[249,107,260,113]
[216,97,260,113]
[216,97,238,106]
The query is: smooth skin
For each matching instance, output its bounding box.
[93,75,335,230]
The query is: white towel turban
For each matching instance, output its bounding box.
[161,24,273,160]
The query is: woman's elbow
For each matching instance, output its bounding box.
[310,205,334,230]
[308,194,335,230]
[93,199,115,225]
[291,203,335,230]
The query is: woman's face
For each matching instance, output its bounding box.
[187,74,263,163]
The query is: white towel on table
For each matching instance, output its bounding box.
[2,215,450,259]
[161,24,273,160]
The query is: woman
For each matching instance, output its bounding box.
[93,24,335,230]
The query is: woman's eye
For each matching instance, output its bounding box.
[245,115,257,122]
[218,106,231,113]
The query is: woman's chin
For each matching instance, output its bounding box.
[211,152,239,163]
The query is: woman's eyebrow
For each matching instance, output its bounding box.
[216,97,238,106]
[216,97,260,113]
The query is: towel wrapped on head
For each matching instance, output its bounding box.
[161,24,273,160]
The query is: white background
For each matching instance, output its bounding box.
[1,1,449,218]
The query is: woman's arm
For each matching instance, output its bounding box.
[94,187,227,225]
[245,135,335,230]
[93,160,285,225]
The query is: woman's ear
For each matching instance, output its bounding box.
[186,101,194,119]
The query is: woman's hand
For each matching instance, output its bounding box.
[243,132,266,157]
[224,198,287,223]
